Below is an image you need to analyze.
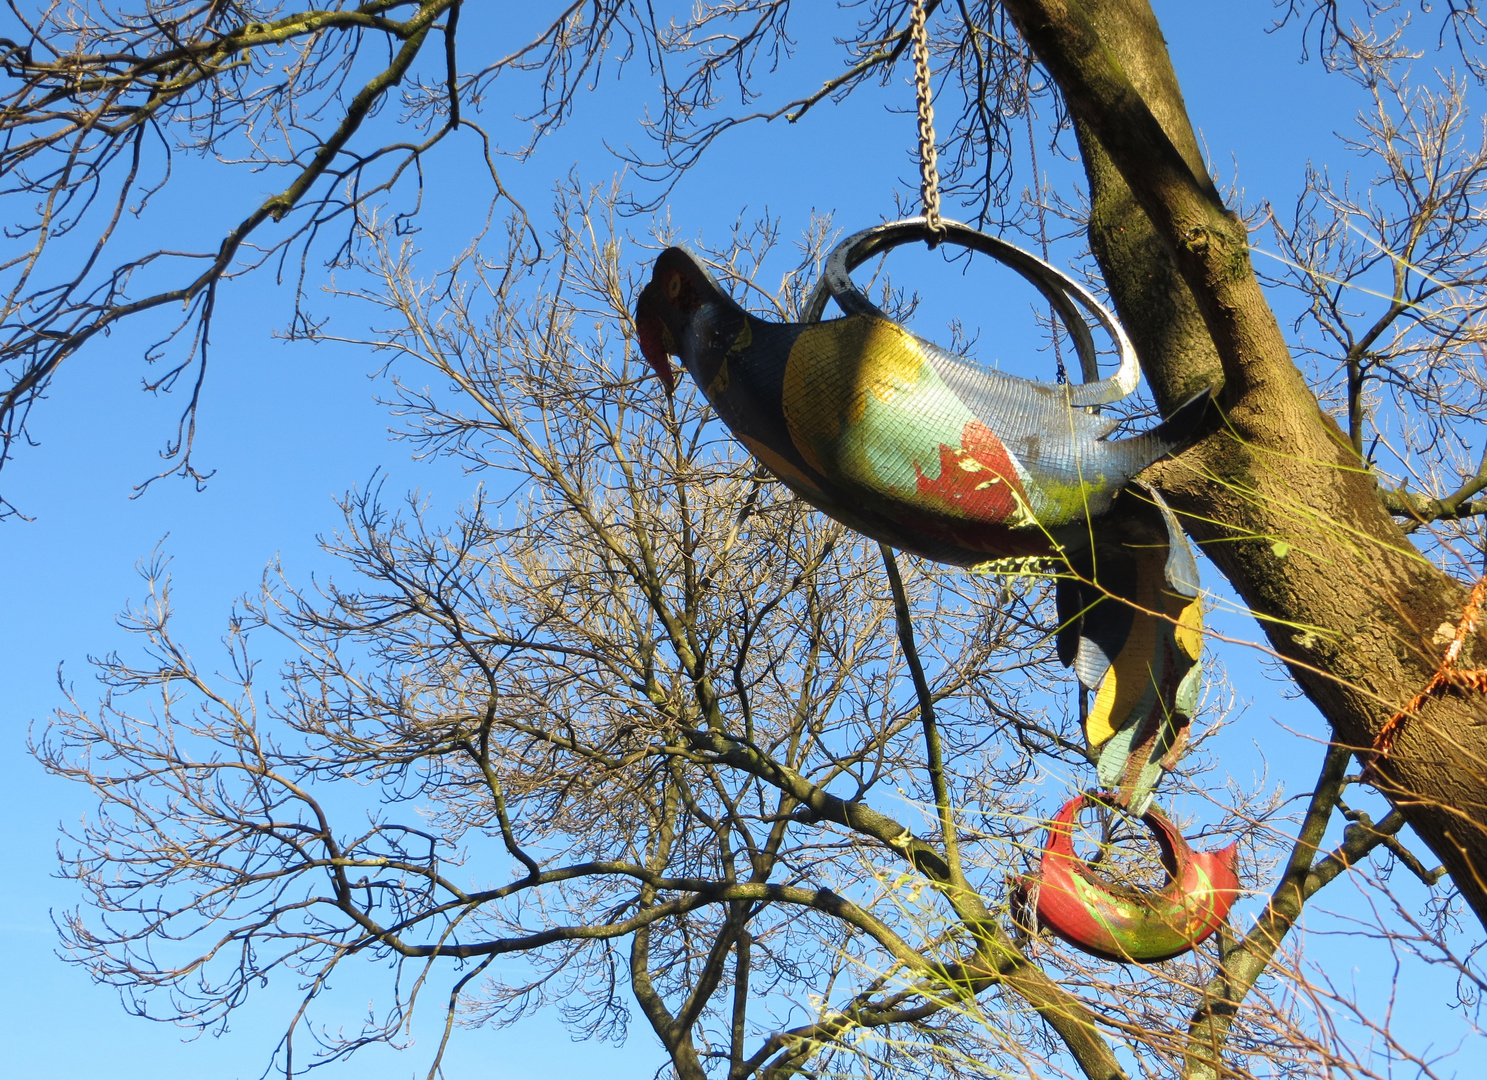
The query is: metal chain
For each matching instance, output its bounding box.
[909,0,945,246]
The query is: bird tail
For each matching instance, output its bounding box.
[1055,489,1202,813]
[1104,388,1213,478]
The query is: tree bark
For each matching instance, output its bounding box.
[1002,0,1487,926]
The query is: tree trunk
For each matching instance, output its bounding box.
[1003,0,1487,926]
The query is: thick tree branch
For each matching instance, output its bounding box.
[880,544,972,896]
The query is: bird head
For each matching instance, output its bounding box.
[633,248,713,396]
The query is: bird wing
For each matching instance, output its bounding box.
[1056,490,1202,814]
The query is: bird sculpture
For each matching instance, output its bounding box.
[633,218,1227,959]
[634,221,1209,569]
[1017,793,1240,963]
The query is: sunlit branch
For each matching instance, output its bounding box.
[1184,742,1436,1078]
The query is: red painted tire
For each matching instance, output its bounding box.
[1023,793,1240,963]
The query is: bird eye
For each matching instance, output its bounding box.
[666,272,681,299]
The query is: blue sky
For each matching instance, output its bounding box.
[0,3,1473,1077]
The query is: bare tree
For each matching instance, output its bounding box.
[0,0,631,512]
[37,188,1480,1079]
[1264,56,1487,519]
[23,1,1487,1078]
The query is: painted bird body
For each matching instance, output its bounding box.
[635,246,1207,567]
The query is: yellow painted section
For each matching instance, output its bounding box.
[730,320,753,354]
[1173,593,1203,660]
[781,316,927,471]
[1086,551,1160,748]
[1085,560,1204,748]
[707,353,731,398]
[1086,609,1156,747]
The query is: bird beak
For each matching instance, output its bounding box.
[634,285,678,396]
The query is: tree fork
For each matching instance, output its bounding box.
[1002,0,1487,925]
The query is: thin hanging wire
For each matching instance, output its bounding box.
[1024,104,1068,385]
[910,0,946,247]
[1039,92,1075,725]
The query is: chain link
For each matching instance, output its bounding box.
[910,0,945,246]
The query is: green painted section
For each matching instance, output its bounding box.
[1027,472,1111,526]
[837,359,972,495]
[1073,861,1219,959]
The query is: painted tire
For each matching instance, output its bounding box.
[1023,793,1240,963]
